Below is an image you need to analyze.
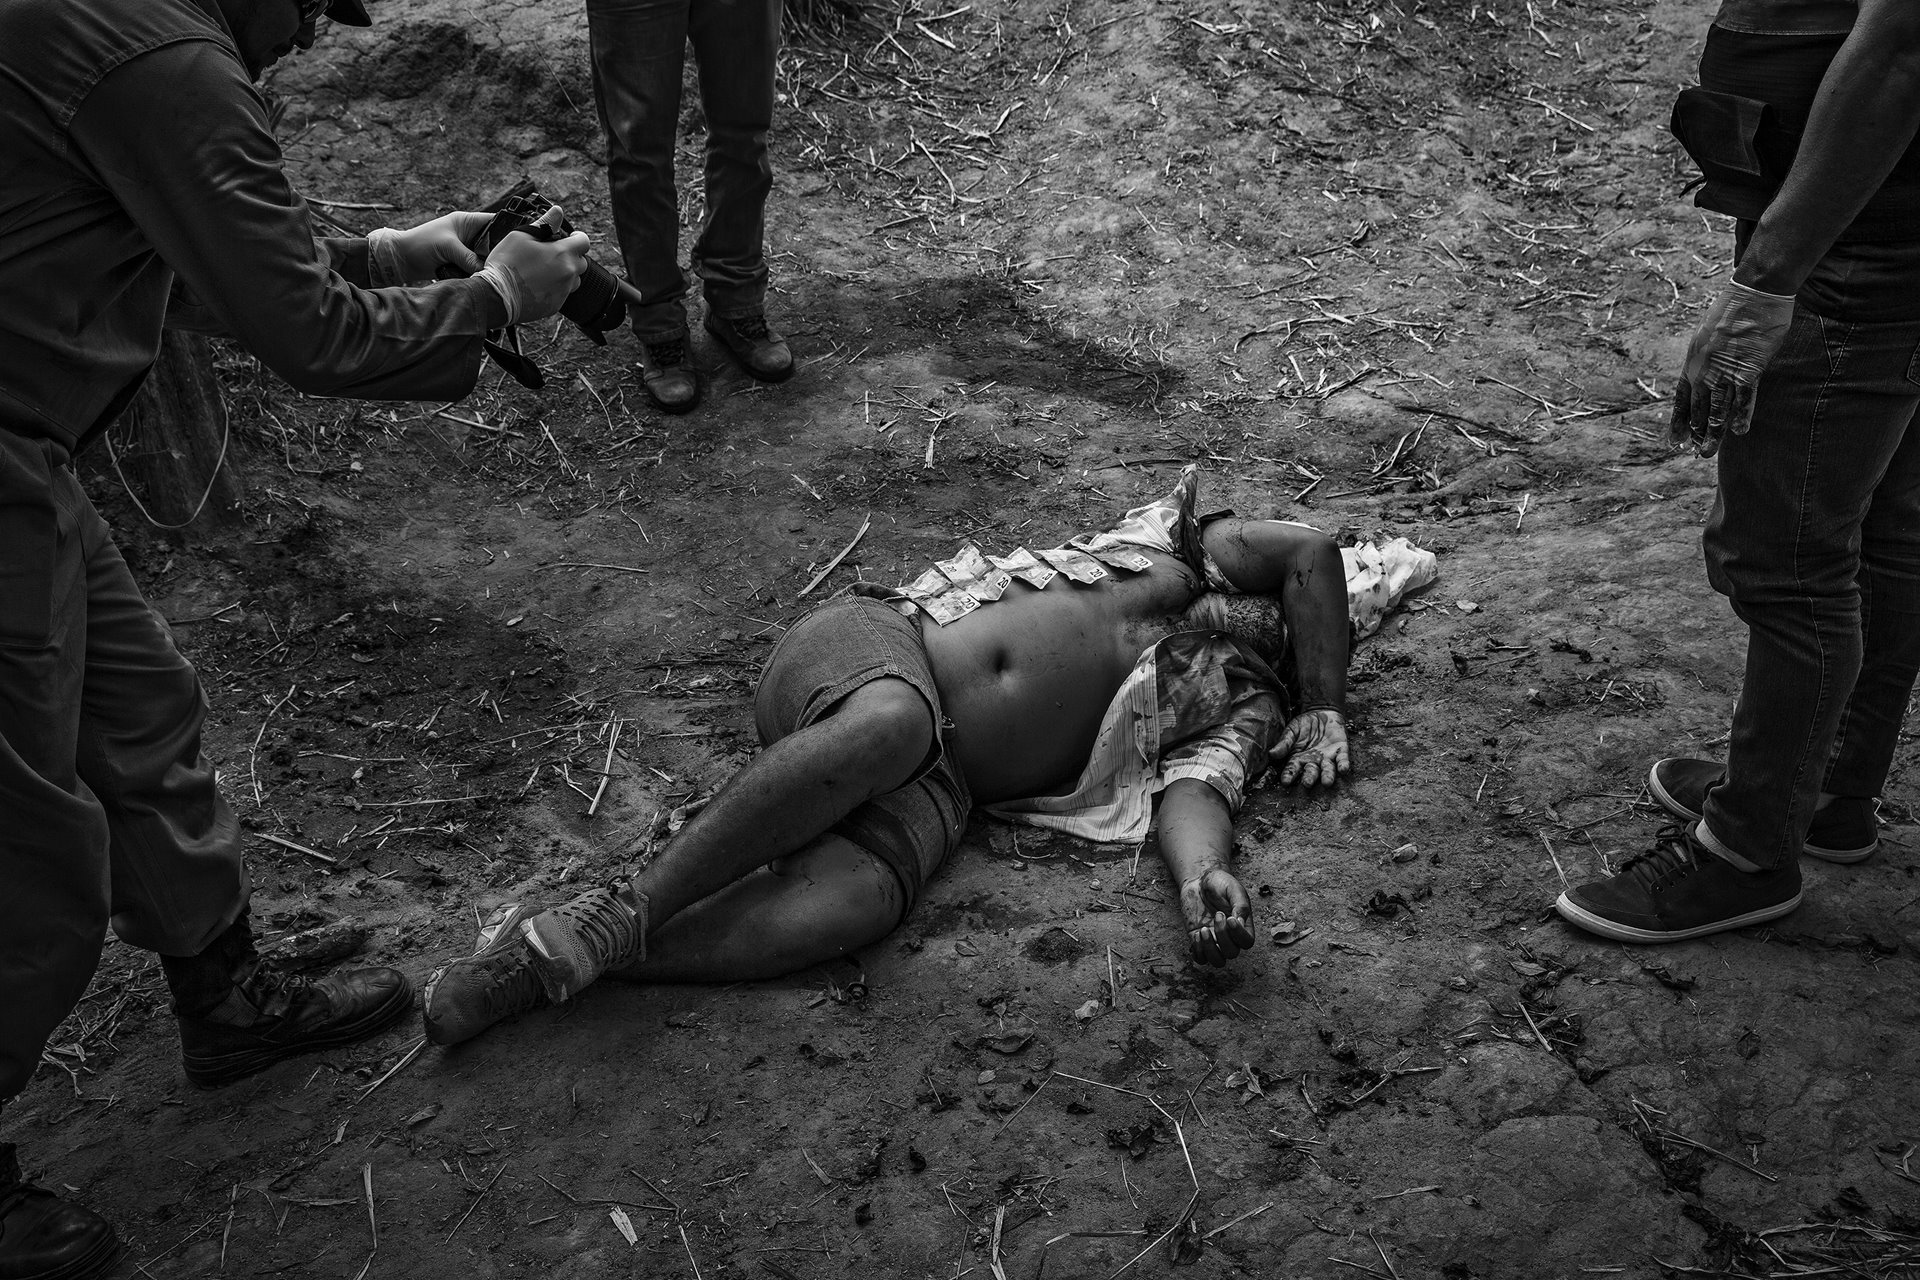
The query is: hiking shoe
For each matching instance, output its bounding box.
[1647,757,1879,863]
[638,333,699,412]
[1555,823,1802,943]
[704,312,794,382]
[422,903,548,1046]
[520,882,649,1002]
[0,1144,120,1280]
[173,962,411,1088]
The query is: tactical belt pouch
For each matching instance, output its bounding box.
[1670,86,1792,221]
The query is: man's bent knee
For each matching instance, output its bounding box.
[830,677,937,792]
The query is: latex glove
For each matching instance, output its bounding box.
[367,211,492,285]
[1271,708,1350,788]
[1671,280,1796,457]
[1180,870,1255,967]
[475,205,590,326]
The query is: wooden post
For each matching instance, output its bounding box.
[113,329,243,528]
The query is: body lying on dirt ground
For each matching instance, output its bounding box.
[423,467,1436,1047]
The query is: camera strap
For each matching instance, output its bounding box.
[482,328,546,390]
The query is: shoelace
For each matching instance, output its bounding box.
[471,946,541,1016]
[1614,824,1701,891]
[646,337,689,367]
[730,314,771,341]
[547,886,641,964]
[230,958,313,1022]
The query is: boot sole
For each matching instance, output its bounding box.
[1553,888,1802,943]
[34,1231,122,1280]
[1646,762,1878,865]
[182,979,414,1088]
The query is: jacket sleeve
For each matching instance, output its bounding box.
[67,39,499,402]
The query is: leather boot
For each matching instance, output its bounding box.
[637,332,699,413]
[0,1143,119,1280]
[704,312,794,382]
[163,909,412,1088]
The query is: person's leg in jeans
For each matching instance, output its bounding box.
[587,0,693,344]
[686,0,776,321]
[1703,309,1920,870]
[1821,402,1920,805]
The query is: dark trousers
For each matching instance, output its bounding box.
[1702,306,1920,870]
[586,0,780,341]
[0,431,246,1102]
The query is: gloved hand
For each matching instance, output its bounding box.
[474,204,590,326]
[1271,707,1350,788]
[366,211,492,285]
[1671,280,1796,457]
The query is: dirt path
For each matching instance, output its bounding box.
[15,0,1920,1277]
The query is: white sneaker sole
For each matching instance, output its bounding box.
[1645,762,1878,865]
[1553,889,1802,943]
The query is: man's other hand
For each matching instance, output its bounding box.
[1272,708,1349,788]
[482,205,591,324]
[1180,869,1254,966]
[388,211,492,280]
[1670,281,1795,457]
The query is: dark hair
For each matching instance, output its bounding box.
[1181,592,1284,667]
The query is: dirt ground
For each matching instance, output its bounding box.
[14,0,1920,1276]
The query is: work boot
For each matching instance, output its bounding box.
[637,332,699,412]
[0,1143,120,1280]
[163,910,412,1088]
[1555,823,1801,944]
[704,312,794,382]
[421,904,548,1046]
[1647,757,1879,863]
[520,882,649,1002]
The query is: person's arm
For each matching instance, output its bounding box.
[1199,517,1351,786]
[1674,0,1920,451]
[67,39,506,401]
[1157,778,1256,967]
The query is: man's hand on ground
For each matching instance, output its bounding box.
[1181,869,1255,967]
[1670,281,1795,457]
[1272,708,1350,788]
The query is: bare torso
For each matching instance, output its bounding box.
[920,551,1202,803]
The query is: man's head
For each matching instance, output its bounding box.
[223,0,370,78]
[1181,592,1285,669]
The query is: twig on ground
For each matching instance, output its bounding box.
[257,831,337,864]
[588,716,621,817]
[798,513,872,596]
[354,1037,426,1104]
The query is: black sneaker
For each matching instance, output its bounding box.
[421,903,548,1046]
[638,333,699,413]
[704,312,794,382]
[175,963,412,1088]
[0,1144,120,1280]
[1555,823,1802,943]
[1647,757,1879,863]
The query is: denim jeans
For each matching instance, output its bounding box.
[0,431,248,1101]
[585,0,779,341]
[1701,305,1920,870]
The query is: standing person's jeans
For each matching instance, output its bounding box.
[1701,304,1920,871]
[0,430,248,1102]
[586,0,780,342]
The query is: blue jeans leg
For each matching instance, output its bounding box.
[1703,307,1920,870]
[688,0,778,319]
[588,0,693,341]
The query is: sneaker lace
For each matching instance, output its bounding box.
[1615,824,1700,891]
[548,885,643,967]
[647,336,689,367]
[731,313,771,341]
[472,946,541,1018]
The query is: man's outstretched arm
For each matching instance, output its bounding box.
[1200,518,1351,786]
[1157,779,1256,966]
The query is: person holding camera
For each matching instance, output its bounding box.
[0,0,590,1274]
[1556,0,1920,943]
[588,0,796,412]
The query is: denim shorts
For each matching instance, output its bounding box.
[753,597,970,907]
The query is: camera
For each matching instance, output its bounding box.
[471,179,630,344]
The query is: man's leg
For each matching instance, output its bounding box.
[1702,311,1920,871]
[587,0,693,341]
[613,835,906,982]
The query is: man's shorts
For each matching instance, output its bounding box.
[754,597,970,909]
